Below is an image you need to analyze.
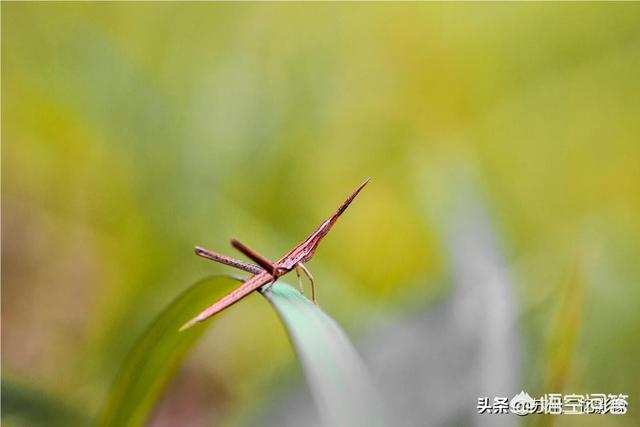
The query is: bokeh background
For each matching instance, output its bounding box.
[2,3,639,427]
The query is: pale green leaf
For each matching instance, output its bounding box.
[261,282,387,427]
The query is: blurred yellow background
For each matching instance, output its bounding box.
[3,3,639,426]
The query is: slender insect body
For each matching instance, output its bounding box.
[181,178,370,331]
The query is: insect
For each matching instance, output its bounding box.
[179,179,369,331]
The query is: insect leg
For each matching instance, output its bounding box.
[230,239,277,277]
[298,262,317,304]
[294,264,305,294]
[194,246,263,274]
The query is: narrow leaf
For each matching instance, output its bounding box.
[97,275,241,427]
[260,282,387,427]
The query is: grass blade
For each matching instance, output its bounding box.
[97,275,241,427]
[260,282,386,427]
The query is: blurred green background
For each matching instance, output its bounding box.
[2,3,639,426]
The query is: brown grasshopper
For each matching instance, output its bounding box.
[180,179,369,331]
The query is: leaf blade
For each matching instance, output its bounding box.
[260,282,386,427]
[97,275,241,427]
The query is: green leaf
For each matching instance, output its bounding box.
[1,379,90,427]
[97,275,241,427]
[98,276,386,427]
[260,282,387,427]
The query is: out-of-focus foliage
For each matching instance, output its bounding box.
[2,3,640,426]
[1,379,90,427]
[98,276,240,427]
